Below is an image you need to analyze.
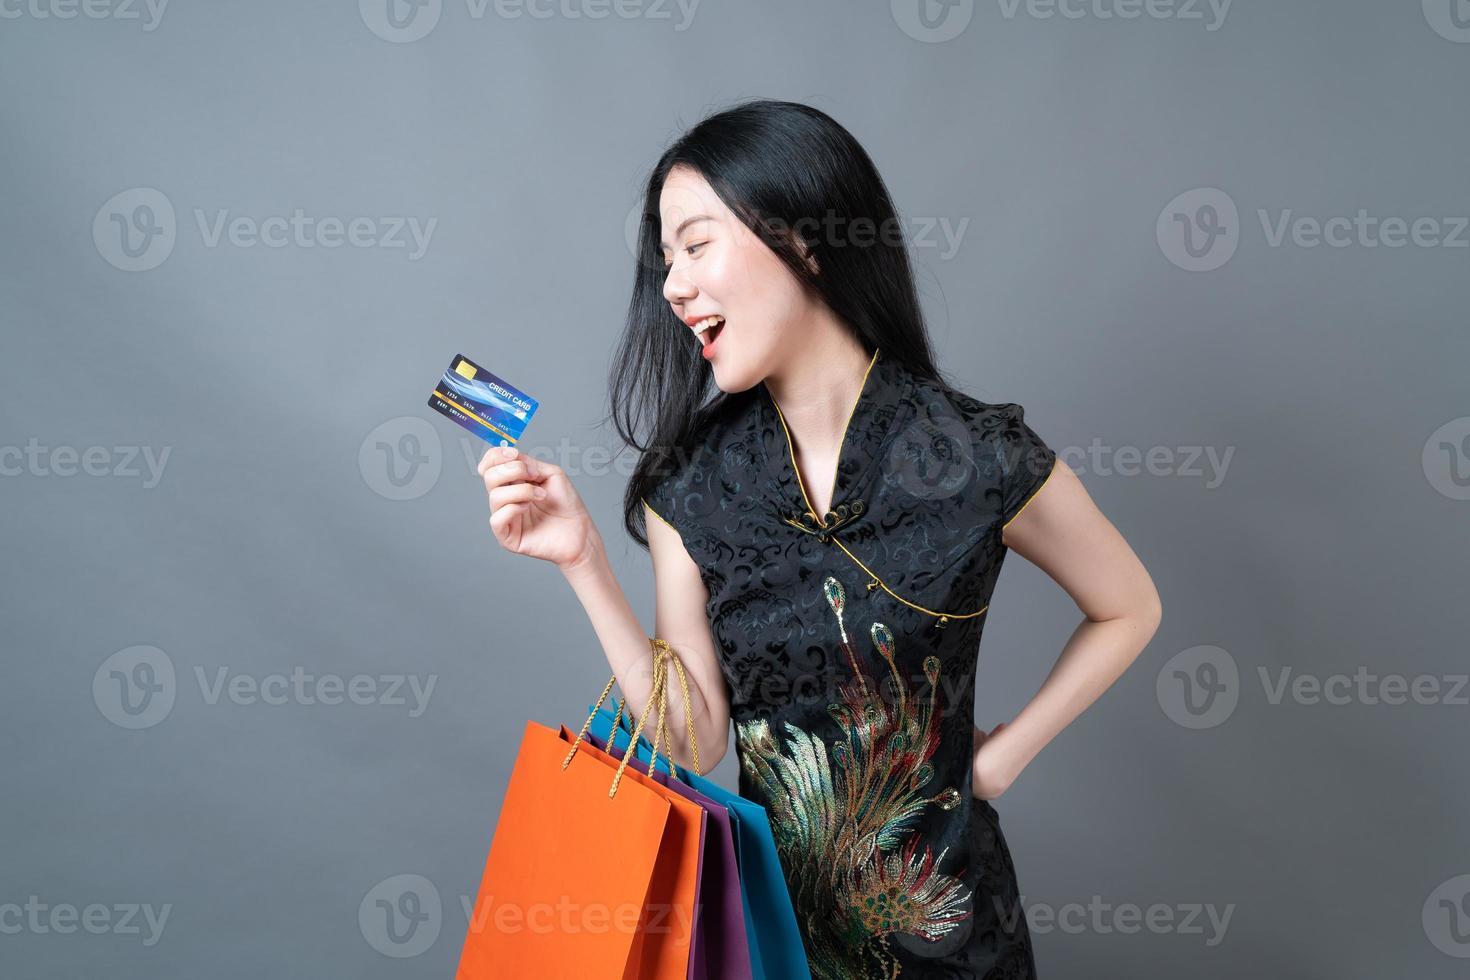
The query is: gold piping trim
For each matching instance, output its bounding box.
[1000,455,1057,530]
[641,496,681,535]
[768,346,880,528]
[768,347,983,625]
[828,532,990,623]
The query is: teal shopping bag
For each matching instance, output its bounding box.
[588,702,813,980]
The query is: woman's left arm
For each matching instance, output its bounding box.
[972,459,1163,799]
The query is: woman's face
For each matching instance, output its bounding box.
[659,165,813,392]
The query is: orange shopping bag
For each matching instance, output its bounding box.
[456,639,707,980]
[557,644,710,979]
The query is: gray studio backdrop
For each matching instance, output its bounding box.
[2,2,1467,977]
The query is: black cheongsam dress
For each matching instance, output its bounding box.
[642,346,1057,980]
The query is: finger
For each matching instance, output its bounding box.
[489,502,525,542]
[477,445,520,478]
[477,446,505,477]
[488,481,544,512]
[481,458,536,492]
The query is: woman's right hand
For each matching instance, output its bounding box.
[477,445,597,571]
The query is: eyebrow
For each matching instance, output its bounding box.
[659,214,713,250]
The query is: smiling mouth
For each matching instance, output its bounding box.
[692,315,725,348]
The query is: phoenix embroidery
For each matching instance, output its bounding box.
[736,574,972,980]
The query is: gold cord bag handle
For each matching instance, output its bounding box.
[605,642,652,774]
[642,649,674,781]
[610,638,702,780]
[615,639,674,782]
[653,638,702,778]
[561,636,702,797]
[561,657,662,799]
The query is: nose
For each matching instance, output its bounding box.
[663,262,696,307]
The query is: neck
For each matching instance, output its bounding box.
[762,333,874,484]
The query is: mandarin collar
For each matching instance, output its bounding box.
[756,346,916,538]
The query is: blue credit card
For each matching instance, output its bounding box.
[427,353,539,446]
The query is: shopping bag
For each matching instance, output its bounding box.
[592,704,811,980]
[561,642,708,979]
[552,723,707,979]
[455,642,703,980]
[589,669,812,980]
[453,718,670,978]
[581,725,752,980]
[587,643,750,980]
[550,727,707,979]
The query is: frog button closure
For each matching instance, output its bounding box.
[782,498,865,543]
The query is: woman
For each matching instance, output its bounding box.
[477,99,1162,979]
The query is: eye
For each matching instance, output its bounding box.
[662,242,706,272]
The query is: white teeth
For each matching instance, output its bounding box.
[692,315,724,336]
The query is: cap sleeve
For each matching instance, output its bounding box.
[991,401,1057,527]
[641,470,683,542]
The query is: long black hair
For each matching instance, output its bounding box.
[612,98,957,549]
